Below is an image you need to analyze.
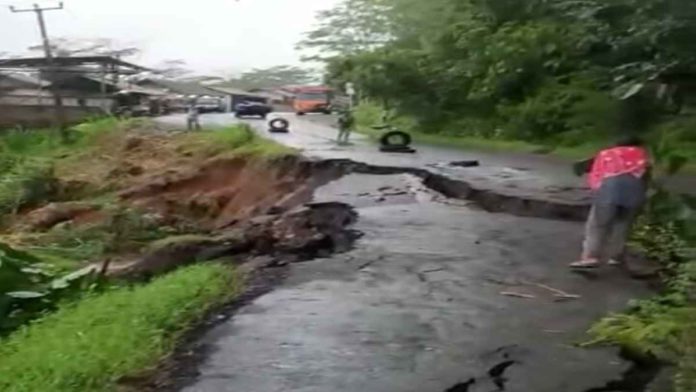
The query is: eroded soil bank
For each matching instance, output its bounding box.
[4,124,658,391]
[159,168,654,392]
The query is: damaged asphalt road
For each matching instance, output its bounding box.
[155,114,654,392]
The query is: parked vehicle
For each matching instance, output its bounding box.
[195,96,224,113]
[289,86,333,115]
[235,101,273,118]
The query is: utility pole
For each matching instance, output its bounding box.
[10,2,67,136]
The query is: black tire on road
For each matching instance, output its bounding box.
[269,118,290,133]
[296,112,305,116]
[379,131,412,147]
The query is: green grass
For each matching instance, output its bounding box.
[189,124,297,159]
[0,117,142,216]
[0,263,241,392]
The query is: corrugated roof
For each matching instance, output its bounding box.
[116,85,168,96]
[0,56,150,71]
[208,86,263,96]
[136,78,222,97]
[0,72,48,87]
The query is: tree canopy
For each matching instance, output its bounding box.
[226,65,318,89]
[301,0,696,141]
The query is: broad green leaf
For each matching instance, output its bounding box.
[6,291,45,299]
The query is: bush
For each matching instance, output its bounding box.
[496,80,576,140]
[0,263,240,392]
[0,243,96,334]
[353,101,384,130]
[0,159,58,215]
[497,78,621,142]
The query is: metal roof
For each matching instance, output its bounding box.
[136,78,223,97]
[207,86,263,96]
[0,72,48,87]
[0,56,151,71]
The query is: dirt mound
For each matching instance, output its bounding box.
[22,202,100,231]
[55,131,192,192]
[120,156,341,230]
[111,202,358,280]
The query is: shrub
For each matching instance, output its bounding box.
[0,159,58,215]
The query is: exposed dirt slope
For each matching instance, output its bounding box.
[120,155,338,230]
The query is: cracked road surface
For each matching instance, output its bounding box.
[158,114,653,392]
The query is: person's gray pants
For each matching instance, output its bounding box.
[337,128,351,143]
[187,117,201,131]
[583,203,639,261]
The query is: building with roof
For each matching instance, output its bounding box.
[0,56,151,128]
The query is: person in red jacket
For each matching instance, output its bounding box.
[571,137,650,268]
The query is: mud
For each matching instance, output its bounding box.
[119,156,345,230]
[21,201,100,230]
[113,202,359,280]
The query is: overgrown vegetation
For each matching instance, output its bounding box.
[0,118,267,388]
[0,263,240,392]
[0,242,97,334]
[304,0,696,155]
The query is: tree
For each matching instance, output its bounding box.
[305,0,696,138]
[154,59,192,79]
[227,65,318,89]
[297,0,395,60]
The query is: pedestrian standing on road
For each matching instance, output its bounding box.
[337,108,355,144]
[571,136,650,269]
[187,99,201,131]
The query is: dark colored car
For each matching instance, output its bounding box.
[196,97,224,113]
[235,102,272,119]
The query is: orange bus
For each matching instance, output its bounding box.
[289,86,333,115]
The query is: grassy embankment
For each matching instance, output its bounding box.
[0,118,292,391]
[0,264,240,392]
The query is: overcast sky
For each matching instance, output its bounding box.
[0,0,338,75]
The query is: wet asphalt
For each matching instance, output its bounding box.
[157,114,654,392]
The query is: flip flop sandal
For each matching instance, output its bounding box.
[569,260,601,269]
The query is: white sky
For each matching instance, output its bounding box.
[0,0,339,75]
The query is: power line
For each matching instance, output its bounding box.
[9,2,67,132]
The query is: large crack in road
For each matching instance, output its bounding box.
[149,114,658,392]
